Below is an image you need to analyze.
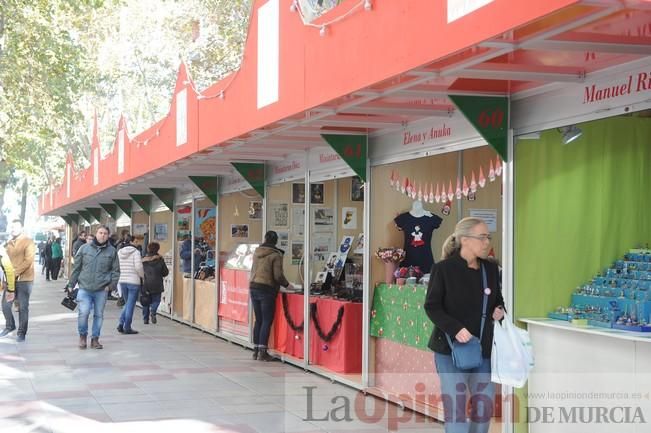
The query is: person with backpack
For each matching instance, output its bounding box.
[141,242,169,324]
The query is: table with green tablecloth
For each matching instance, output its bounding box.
[370,283,433,350]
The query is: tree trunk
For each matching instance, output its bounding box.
[19,177,28,225]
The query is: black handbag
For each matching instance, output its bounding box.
[61,287,79,311]
[116,296,125,307]
[445,264,489,371]
[61,296,77,311]
[139,291,152,306]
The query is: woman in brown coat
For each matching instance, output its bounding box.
[249,231,293,361]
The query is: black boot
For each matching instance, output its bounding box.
[252,347,259,360]
[258,348,274,362]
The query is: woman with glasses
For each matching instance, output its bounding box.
[424,217,505,433]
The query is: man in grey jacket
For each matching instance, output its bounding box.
[69,225,120,349]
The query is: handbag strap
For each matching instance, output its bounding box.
[445,263,489,348]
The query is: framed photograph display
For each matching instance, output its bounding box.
[292,183,306,204]
[248,201,263,220]
[310,183,324,204]
[231,224,249,238]
[291,242,304,265]
[351,176,364,202]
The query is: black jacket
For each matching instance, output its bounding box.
[142,254,169,294]
[424,253,504,358]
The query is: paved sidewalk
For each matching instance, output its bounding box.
[0,272,444,433]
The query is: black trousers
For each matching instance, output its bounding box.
[250,288,277,347]
[48,258,61,280]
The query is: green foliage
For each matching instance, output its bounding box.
[0,0,251,195]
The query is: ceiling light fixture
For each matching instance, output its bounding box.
[558,125,583,145]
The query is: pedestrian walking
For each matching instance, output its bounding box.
[49,238,63,280]
[69,225,120,349]
[141,242,169,325]
[116,235,144,335]
[1,220,36,342]
[43,238,53,280]
[72,231,86,257]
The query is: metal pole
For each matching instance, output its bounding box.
[361,156,371,387]
[501,123,516,433]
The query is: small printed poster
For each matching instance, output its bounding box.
[341,207,357,230]
[354,233,364,255]
[248,201,263,220]
[312,235,333,262]
[469,208,498,233]
[270,203,289,227]
[313,207,334,232]
[291,242,304,265]
[231,224,249,238]
[154,223,168,241]
[195,208,216,248]
[292,206,305,237]
[277,231,289,248]
[133,224,148,236]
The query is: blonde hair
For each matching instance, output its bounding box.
[441,217,486,260]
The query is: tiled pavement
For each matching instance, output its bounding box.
[0,272,445,433]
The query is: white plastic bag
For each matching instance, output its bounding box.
[491,314,534,388]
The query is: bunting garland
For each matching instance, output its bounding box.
[387,156,503,215]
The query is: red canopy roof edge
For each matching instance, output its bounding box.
[46,0,634,215]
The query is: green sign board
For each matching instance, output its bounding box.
[86,208,102,222]
[321,134,368,182]
[130,194,153,215]
[231,163,265,198]
[150,188,175,211]
[113,199,133,217]
[100,203,119,219]
[78,210,93,224]
[449,95,509,161]
[66,213,80,225]
[189,176,219,205]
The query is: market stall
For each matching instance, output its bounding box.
[217,173,263,341]
[512,60,651,431]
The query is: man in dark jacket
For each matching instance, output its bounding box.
[249,231,293,361]
[69,225,120,350]
[71,231,86,257]
[141,242,169,324]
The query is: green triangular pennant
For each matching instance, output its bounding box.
[61,215,71,225]
[67,214,80,225]
[150,188,175,211]
[130,194,153,215]
[449,95,509,161]
[321,134,368,182]
[100,203,119,219]
[86,208,102,222]
[113,199,133,217]
[189,176,219,205]
[78,210,93,224]
[231,163,265,198]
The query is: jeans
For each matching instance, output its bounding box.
[2,281,33,336]
[250,288,277,348]
[118,283,140,331]
[77,289,108,338]
[434,353,494,433]
[142,293,161,320]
